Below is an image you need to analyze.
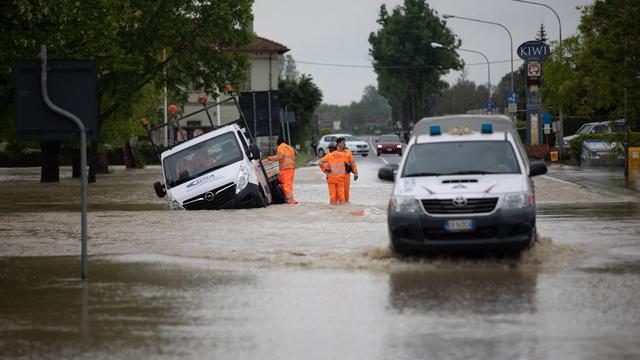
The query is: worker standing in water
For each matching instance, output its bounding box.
[317,143,347,205]
[269,136,298,204]
[336,137,358,203]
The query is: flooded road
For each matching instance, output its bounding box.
[1,156,639,358]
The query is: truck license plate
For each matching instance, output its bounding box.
[444,219,475,232]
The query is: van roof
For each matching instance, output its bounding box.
[413,115,515,136]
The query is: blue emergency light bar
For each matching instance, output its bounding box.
[430,125,441,136]
[481,123,493,134]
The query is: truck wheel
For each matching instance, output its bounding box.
[153,181,166,198]
[269,179,286,204]
[257,185,268,207]
[318,148,325,157]
[362,153,368,157]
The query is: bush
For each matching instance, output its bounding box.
[524,144,547,160]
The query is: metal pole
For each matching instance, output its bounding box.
[268,91,273,154]
[443,15,513,93]
[455,47,491,102]
[40,44,88,280]
[163,49,169,147]
[285,106,292,145]
[513,0,563,159]
[624,35,629,178]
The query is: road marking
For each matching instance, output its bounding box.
[541,175,580,187]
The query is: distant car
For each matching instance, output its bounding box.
[562,120,624,149]
[580,120,625,165]
[317,134,370,157]
[375,134,403,156]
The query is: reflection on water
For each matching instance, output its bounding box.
[388,269,538,315]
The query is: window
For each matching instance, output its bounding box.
[403,141,520,177]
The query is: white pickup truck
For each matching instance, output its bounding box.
[146,95,285,210]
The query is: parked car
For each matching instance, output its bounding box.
[317,134,370,157]
[386,115,547,255]
[375,134,403,156]
[562,119,624,149]
[563,120,625,165]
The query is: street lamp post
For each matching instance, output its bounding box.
[442,14,514,94]
[432,42,491,102]
[513,0,564,160]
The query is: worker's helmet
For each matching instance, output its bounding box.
[328,142,337,150]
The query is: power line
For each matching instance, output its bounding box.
[295,58,524,69]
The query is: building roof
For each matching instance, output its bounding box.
[226,36,289,54]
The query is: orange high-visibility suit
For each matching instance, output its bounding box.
[340,148,358,203]
[269,143,297,204]
[318,151,347,204]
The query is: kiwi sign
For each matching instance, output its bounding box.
[517,41,551,62]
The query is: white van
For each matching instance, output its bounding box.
[383,115,547,255]
[152,123,282,210]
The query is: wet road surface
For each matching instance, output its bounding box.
[1,153,639,359]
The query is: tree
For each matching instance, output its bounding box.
[0,0,254,181]
[542,0,640,130]
[491,64,526,119]
[536,23,549,43]
[369,0,462,136]
[279,54,299,81]
[432,77,490,115]
[278,75,323,148]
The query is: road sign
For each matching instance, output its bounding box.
[517,40,551,61]
[15,60,98,141]
[508,103,518,113]
[542,111,552,125]
[544,123,551,134]
[484,101,495,113]
[527,62,541,77]
[506,91,519,103]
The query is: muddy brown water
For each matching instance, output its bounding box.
[1,162,639,359]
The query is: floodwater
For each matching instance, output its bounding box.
[1,156,639,359]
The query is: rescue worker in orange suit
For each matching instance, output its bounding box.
[336,137,358,203]
[317,142,347,205]
[269,136,298,204]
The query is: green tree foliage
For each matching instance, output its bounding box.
[542,0,640,130]
[279,54,299,81]
[316,86,391,134]
[491,64,526,119]
[431,76,490,115]
[536,23,548,43]
[369,0,461,132]
[278,75,323,148]
[0,0,254,143]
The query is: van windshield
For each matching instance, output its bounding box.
[164,132,243,188]
[402,141,521,177]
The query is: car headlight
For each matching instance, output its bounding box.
[502,192,533,209]
[236,166,249,193]
[396,144,402,148]
[389,195,422,214]
[377,144,382,148]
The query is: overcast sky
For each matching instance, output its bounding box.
[253,0,592,105]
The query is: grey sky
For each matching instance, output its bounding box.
[253,0,592,105]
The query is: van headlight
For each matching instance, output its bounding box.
[236,166,249,193]
[502,192,533,209]
[389,195,422,214]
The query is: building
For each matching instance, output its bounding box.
[176,36,289,138]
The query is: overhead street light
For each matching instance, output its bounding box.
[432,42,491,102]
[513,0,565,160]
[442,14,514,94]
